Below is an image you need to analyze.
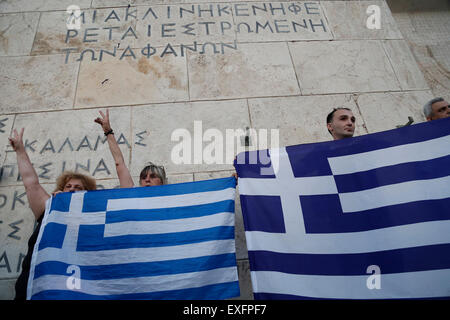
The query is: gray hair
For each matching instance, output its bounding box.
[139,162,167,185]
[423,97,444,118]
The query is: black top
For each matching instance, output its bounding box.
[14,214,43,300]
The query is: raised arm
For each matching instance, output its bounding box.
[94,109,134,188]
[9,128,50,219]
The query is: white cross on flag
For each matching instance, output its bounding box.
[27,177,240,300]
[235,118,450,299]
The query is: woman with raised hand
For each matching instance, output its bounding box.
[94,109,167,188]
[9,128,96,300]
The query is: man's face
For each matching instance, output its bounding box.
[327,109,356,140]
[428,100,450,120]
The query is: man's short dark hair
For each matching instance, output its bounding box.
[326,107,352,124]
[326,107,352,135]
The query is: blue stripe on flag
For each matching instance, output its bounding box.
[253,293,450,300]
[234,150,276,178]
[33,253,237,280]
[286,117,450,178]
[31,281,240,300]
[38,223,67,251]
[254,293,328,300]
[82,177,236,212]
[105,200,234,223]
[76,225,235,251]
[248,243,450,275]
[50,192,72,212]
[334,155,450,193]
[240,195,285,233]
[300,195,450,233]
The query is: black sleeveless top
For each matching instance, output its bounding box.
[14,215,43,300]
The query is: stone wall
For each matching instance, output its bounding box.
[388,0,450,100]
[0,0,441,299]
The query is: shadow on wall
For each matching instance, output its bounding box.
[387,0,450,12]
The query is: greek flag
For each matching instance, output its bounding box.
[234,118,450,299]
[27,177,240,300]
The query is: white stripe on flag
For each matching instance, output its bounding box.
[251,269,450,299]
[245,220,450,254]
[328,135,450,175]
[45,211,106,225]
[106,188,235,211]
[237,176,337,196]
[104,212,234,236]
[34,239,236,266]
[32,266,238,297]
[339,175,450,213]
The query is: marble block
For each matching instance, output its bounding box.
[288,40,401,94]
[391,10,450,98]
[0,54,79,114]
[1,108,132,186]
[322,0,403,40]
[234,1,333,42]
[75,50,189,107]
[188,42,300,100]
[166,173,194,184]
[0,12,40,56]
[405,44,450,101]
[0,184,53,279]
[93,0,275,7]
[134,4,237,48]
[0,279,16,300]
[382,40,429,91]
[248,94,365,147]
[0,115,14,167]
[232,259,253,300]
[93,0,186,7]
[94,178,121,190]
[32,8,137,56]
[355,91,434,133]
[0,0,92,14]
[129,100,250,176]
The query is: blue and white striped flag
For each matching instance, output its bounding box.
[234,118,450,299]
[27,177,240,300]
